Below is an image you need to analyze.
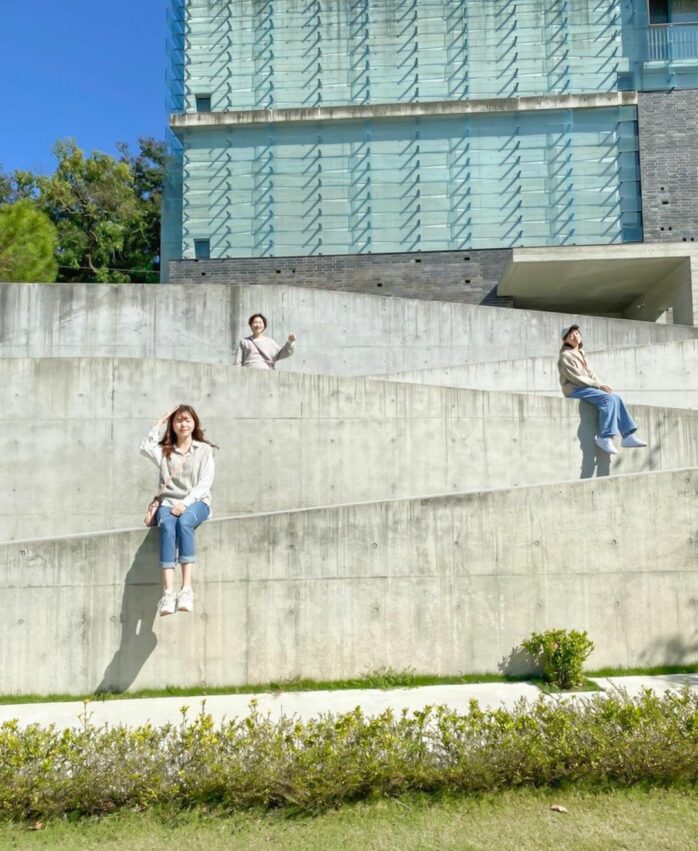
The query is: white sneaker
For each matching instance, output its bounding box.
[177,586,195,613]
[595,436,618,455]
[158,591,177,617]
[621,434,647,448]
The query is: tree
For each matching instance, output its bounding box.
[0,138,165,284]
[32,138,165,283]
[0,200,58,283]
[116,138,166,283]
[0,169,11,206]
[0,166,36,206]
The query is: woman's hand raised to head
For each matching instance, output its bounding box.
[288,333,296,343]
[156,405,180,427]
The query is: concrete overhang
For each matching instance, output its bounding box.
[170,91,638,133]
[499,243,698,324]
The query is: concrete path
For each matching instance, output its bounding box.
[0,676,695,730]
[587,673,698,696]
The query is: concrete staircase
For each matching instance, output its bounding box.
[1,282,696,694]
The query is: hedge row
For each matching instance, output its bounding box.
[1,689,696,819]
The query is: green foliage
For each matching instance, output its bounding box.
[521,629,595,690]
[0,167,36,206]
[0,170,11,206]
[0,200,58,283]
[0,138,165,284]
[0,689,696,821]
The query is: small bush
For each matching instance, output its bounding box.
[0,689,696,820]
[521,629,595,690]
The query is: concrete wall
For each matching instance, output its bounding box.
[168,249,513,306]
[2,283,696,376]
[2,468,695,695]
[5,357,698,542]
[376,338,698,410]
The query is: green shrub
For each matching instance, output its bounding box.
[521,628,595,690]
[0,689,696,820]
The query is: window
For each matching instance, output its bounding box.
[194,239,210,260]
[649,0,698,24]
[195,94,212,112]
[649,0,669,24]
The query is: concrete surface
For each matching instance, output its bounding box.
[499,242,698,323]
[2,283,696,376]
[4,357,698,541]
[171,92,639,130]
[587,674,698,696]
[1,468,696,696]
[0,675,695,731]
[0,683,542,730]
[374,337,698,410]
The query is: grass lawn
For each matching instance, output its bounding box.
[1,787,695,850]
[1,664,695,706]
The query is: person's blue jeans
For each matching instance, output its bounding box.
[157,502,210,568]
[569,387,637,439]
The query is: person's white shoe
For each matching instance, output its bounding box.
[594,436,618,455]
[158,591,177,617]
[621,434,647,448]
[177,586,195,613]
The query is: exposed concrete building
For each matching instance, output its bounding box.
[164,1,698,322]
[1,281,697,693]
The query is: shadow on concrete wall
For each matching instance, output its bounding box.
[578,401,611,479]
[96,533,161,693]
[639,627,698,669]
[498,645,536,677]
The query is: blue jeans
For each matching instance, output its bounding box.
[157,502,210,569]
[569,387,637,439]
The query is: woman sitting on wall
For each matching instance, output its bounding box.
[235,313,296,369]
[140,405,217,616]
[558,324,647,456]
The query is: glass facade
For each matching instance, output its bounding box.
[163,1,697,263]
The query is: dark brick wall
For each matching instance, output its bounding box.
[638,90,698,244]
[168,249,513,306]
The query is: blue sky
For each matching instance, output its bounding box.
[0,1,167,174]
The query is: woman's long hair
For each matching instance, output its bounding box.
[159,405,218,458]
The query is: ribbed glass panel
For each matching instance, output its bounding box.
[178,106,642,258]
[168,1,698,112]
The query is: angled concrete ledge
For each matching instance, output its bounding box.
[1,283,695,376]
[170,92,638,132]
[4,358,698,541]
[373,337,698,410]
[2,468,696,695]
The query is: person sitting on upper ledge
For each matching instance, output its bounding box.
[235,313,296,370]
[558,324,647,456]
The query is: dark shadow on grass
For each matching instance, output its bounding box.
[96,533,161,693]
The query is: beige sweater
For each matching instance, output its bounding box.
[140,426,215,513]
[558,347,602,397]
[235,335,295,370]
